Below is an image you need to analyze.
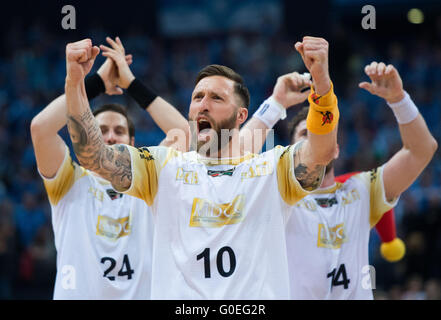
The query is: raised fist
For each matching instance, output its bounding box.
[359,62,405,103]
[66,39,100,84]
[295,37,330,95]
[272,72,311,108]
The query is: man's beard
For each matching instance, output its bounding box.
[190,110,238,157]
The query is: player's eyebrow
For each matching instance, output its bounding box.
[114,125,127,132]
[192,89,226,100]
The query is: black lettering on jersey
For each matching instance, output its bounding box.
[106,189,123,200]
[370,168,378,183]
[314,197,338,208]
[207,168,235,177]
[279,145,292,160]
[137,147,154,161]
[327,264,350,290]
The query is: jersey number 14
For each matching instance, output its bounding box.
[327,264,350,290]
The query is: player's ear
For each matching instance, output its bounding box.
[130,137,135,147]
[334,143,340,159]
[237,107,248,125]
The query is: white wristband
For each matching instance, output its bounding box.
[387,91,419,124]
[253,96,287,129]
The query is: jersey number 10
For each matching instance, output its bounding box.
[197,247,236,278]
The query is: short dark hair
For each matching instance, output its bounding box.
[288,106,309,143]
[92,103,135,138]
[195,64,250,109]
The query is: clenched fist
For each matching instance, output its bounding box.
[295,37,330,95]
[272,72,311,108]
[66,39,100,85]
[359,62,405,103]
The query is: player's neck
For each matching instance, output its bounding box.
[320,168,336,189]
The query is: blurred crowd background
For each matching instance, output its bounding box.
[0,0,440,299]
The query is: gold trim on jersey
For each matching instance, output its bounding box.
[96,215,131,240]
[189,194,245,227]
[276,145,310,205]
[317,223,347,249]
[43,146,87,206]
[311,182,343,195]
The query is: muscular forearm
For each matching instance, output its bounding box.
[399,114,437,159]
[384,114,437,200]
[65,81,132,190]
[294,82,339,190]
[31,95,68,136]
[239,117,270,154]
[148,97,189,135]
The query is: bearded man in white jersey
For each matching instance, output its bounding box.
[282,62,437,299]
[31,37,188,299]
[64,36,340,299]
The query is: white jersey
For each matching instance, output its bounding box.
[123,143,316,299]
[286,166,398,299]
[42,146,154,299]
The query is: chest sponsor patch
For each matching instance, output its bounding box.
[189,194,245,227]
[317,223,347,249]
[96,215,131,240]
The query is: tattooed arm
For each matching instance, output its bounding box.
[276,37,338,191]
[65,39,133,191]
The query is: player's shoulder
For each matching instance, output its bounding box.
[343,167,383,190]
[130,145,184,164]
[262,144,293,159]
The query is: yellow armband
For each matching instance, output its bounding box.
[306,81,339,135]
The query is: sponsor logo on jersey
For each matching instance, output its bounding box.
[189,194,245,227]
[137,147,154,161]
[207,168,235,177]
[176,167,199,185]
[106,189,124,200]
[314,196,338,208]
[241,161,273,181]
[317,223,347,249]
[96,215,131,240]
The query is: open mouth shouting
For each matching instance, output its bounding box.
[196,116,215,142]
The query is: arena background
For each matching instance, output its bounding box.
[0,0,440,300]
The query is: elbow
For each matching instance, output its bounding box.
[428,137,438,160]
[414,137,438,165]
[30,116,43,140]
